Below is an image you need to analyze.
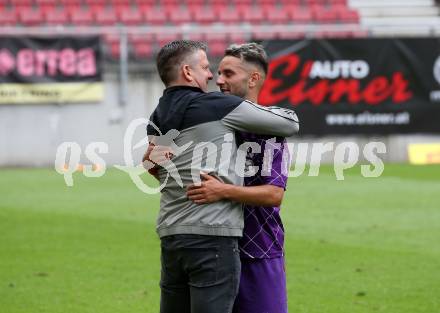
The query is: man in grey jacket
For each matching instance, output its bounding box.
[145,40,299,313]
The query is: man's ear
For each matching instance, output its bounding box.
[248,71,261,88]
[182,64,193,82]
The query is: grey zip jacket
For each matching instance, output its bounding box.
[147,86,299,238]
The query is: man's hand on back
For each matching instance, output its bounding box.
[187,173,228,204]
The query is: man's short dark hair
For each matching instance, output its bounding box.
[224,42,268,75]
[156,40,207,86]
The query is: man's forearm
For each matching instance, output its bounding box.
[223,184,284,207]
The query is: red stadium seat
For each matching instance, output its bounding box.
[85,0,106,5]
[235,0,252,4]
[44,7,69,25]
[337,7,360,23]
[133,0,155,5]
[312,5,339,23]
[11,0,34,8]
[160,0,180,10]
[144,6,168,25]
[103,33,120,59]
[19,8,44,26]
[205,33,228,55]
[168,7,192,25]
[84,0,107,12]
[218,7,241,24]
[69,8,95,25]
[35,0,57,8]
[119,7,143,25]
[185,0,204,4]
[129,33,154,45]
[205,32,227,41]
[279,0,301,6]
[95,8,118,25]
[155,33,181,47]
[309,0,327,4]
[60,0,81,9]
[0,8,18,26]
[207,39,227,57]
[110,43,120,58]
[229,32,247,44]
[186,32,205,41]
[258,0,277,5]
[192,6,217,24]
[241,6,265,24]
[266,6,290,24]
[287,6,313,23]
[133,42,153,59]
[331,0,347,4]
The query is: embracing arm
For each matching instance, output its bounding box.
[142,143,174,180]
[187,173,284,207]
[222,184,284,207]
[221,100,299,137]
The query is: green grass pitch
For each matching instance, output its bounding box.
[1,164,439,313]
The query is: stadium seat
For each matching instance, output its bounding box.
[11,0,34,9]
[207,39,227,57]
[218,6,241,24]
[44,7,69,25]
[60,0,81,9]
[84,0,107,12]
[129,32,154,42]
[229,32,247,44]
[235,0,252,5]
[258,0,278,5]
[95,8,118,25]
[241,6,265,24]
[119,7,143,25]
[133,42,153,59]
[0,8,18,26]
[19,8,44,26]
[279,0,301,6]
[307,0,327,5]
[103,33,120,59]
[35,0,57,9]
[312,5,339,23]
[133,0,155,5]
[85,0,106,4]
[144,6,168,25]
[192,6,217,24]
[266,6,290,24]
[287,6,313,23]
[337,6,359,23]
[185,0,205,4]
[69,8,95,25]
[168,7,192,25]
[155,33,181,47]
[206,32,227,42]
[185,32,205,41]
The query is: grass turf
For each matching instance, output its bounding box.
[0,164,439,313]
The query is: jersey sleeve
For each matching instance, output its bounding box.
[221,100,299,137]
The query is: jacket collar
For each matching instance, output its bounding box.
[164,85,203,95]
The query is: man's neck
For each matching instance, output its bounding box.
[245,91,259,103]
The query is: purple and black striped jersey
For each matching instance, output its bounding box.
[238,132,289,259]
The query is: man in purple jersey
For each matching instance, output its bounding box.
[187,43,291,313]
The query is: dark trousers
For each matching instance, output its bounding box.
[160,234,241,313]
